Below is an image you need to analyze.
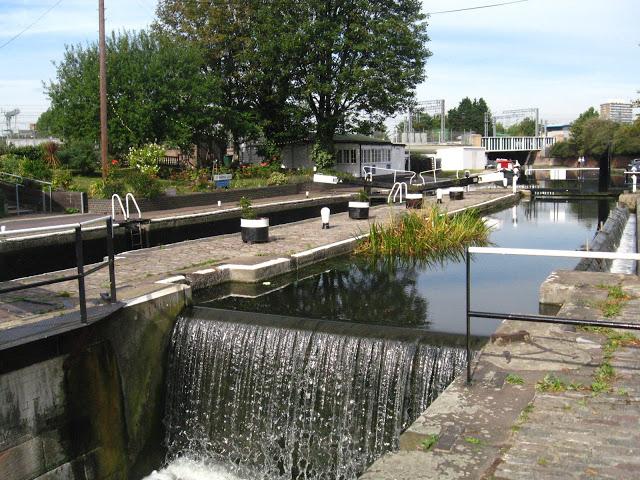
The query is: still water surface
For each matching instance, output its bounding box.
[199,199,611,336]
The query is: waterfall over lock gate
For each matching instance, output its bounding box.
[162,313,467,480]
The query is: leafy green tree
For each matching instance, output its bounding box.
[570,107,599,153]
[40,30,222,158]
[447,97,489,133]
[156,0,430,153]
[581,118,618,158]
[613,120,640,156]
[506,117,537,136]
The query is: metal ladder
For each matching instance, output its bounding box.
[388,182,408,203]
[112,193,148,250]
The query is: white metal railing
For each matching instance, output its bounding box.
[125,193,142,219]
[0,171,53,213]
[0,215,113,237]
[481,136,556,152]
[362,166,416,184]
[468,246,640,261]
[111,194,127,220]
[464,246,640,384]
[388,182,408,203]
[418,168,441,185]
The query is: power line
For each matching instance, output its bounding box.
[0,0,65,51]
[426,0,529,15]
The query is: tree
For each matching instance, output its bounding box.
[505,117,537,136]
[447,97,489,133]
[156,0,430,154]
[569,107,599,153]
[40,30,222,158]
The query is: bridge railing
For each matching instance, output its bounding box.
[481,136,555,152]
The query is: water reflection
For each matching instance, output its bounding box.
[199,200,611,336]
[203,256,430,328]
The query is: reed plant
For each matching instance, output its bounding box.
[357,206,491,262]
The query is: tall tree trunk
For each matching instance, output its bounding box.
[316,117,337,154]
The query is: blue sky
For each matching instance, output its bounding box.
[0,0,638,130]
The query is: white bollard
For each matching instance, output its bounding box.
[633,175,637,193]
[436,189,443,204]
[321,207,330,229]
[217,200,222,207]
[0,226,5,233]
[305,191,309,198]
[512,174,518,194]
[502,178,508,188]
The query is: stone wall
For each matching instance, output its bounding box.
[575,205,629,272]
[0,285,191,480]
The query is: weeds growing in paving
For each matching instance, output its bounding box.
[420,434,439,451]
[535,328,640,396]
[511,402,534,432]
[593,284,633,318]
[357,206,490,262]
[465,436,483,445]
[505,373,524,385]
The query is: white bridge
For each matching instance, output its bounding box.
[482,136,556,152]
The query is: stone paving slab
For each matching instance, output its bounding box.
[0,190,515,341]
[361,272,640,479]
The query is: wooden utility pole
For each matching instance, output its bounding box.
[99,0,108,179]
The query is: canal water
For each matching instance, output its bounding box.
[147,199,614,480]
[199,199,612,336]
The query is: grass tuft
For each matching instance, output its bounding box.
[357,206,491,262]
[505,373,525,385]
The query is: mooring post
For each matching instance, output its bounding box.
[106,217,117,303]
[466,247,472,385]
[75,226,87,323]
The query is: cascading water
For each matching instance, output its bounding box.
[156,311,466,480]
[610,214,637,274]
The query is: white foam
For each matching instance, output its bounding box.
[143,457,246,480]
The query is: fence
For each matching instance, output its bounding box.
[0,216,117,323]
[465,246,640,384]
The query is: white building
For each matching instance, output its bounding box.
[416,145,487,171]
[242,134,407,178]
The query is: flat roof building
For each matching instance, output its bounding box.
[600,101,633,124]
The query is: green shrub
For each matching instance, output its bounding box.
[128,143,163,176]
[8,145,43,162]
[127,171,162,199]
[0,154,21,175]
[311,143,334,172]
[18,156,52,181]
[266,171,287,186]
[88,169,161,199]
[57,141,98,174]
[239,196,256,219]
[52,168,74,191]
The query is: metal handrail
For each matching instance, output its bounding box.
[0,171,53,212]
[418,168,441,185]
[0,171,52,186]
[388,181,408,203]
[0,217,118,323]
[112,194,126,220]
[125,193,142,219]
[362,166,416,184]
[0,215,113,237]
[465,246,640,384]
